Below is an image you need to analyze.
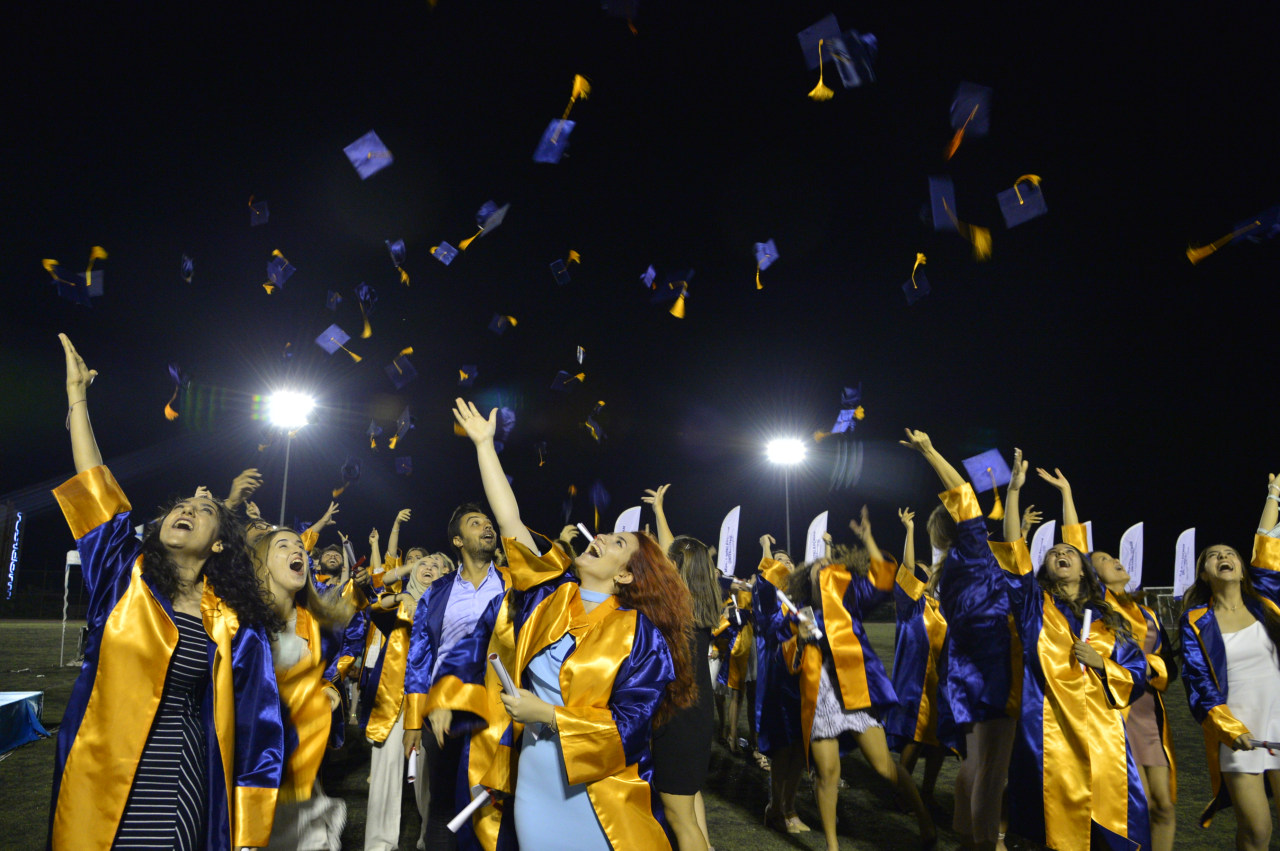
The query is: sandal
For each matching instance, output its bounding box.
[764,804,789,833]
[784,813,811,833]
[753,750,770,770]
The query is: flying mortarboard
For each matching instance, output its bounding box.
[550,259,571,285]
[961,448,1010,520]
[831,384,865,434]
[395,456,412,475]
[998,175,1048,228]
[927,177,991,260]
[551,371,585,392]
[181,255,194,283]
[903,253,930,305]
[326,290,343,311]
[534,75,590,164]
[458,202,511,250]
[589,481,611,532]
[494,407,516,454]
[640,265,656,288]
[386,239,410,285]
[1187,205,1280,264]
[165,363,191,421]
[333,456,362,497]
[830,28,878,88]
[315,324,361,361]
[367,420,383,449]
[584,415,605,443]
[754,239,778,289]
[458,364,478,387]
[797,14,842,69]
[431,242,458,265]
[576,346,584,364]
[354,283,377,338]
[249,196,269,226]
[343,130,394,180]
[947,82,992,160]
[489,314,517,335]
[385,348,417,389]
[388,406,415,449]
[264,250,294,293]
[44,246,107,306]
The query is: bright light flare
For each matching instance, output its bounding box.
[766,438,807,465]
[268,391,315,429]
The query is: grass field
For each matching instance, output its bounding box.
[0,620,1250,850]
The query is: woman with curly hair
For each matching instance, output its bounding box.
[48,335,285,851]
[423,399,696,851]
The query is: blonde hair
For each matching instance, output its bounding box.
[251,529,355,631]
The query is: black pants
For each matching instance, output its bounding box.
[423,732,464,851]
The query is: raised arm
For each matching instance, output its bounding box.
[641,484,673,553]
[452,398,537,552]
[1004,448,1028,542]
[61,334,102,474]
[385,509,410,565]
[849,506,895,591]
[759,533,774,561]
[1037,466,1079,526]
[899,429,964,491]
[368,527,383,573]
[1259,473,1280,534]
[225,468,263,511]
[898,508,916,568]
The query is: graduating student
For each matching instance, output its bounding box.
[48,335,284,851]
[1179,474,1280,851]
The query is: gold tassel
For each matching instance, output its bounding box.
[86,246,107,276]
[263,284,275,294]
[756,265,762,289]
[808,39,834,101]
[388,435,398,449]
[332,485,347,498]
[454,422,467,437]
[946,105,978,160]
[813,431,831,442]
[970,225,992,261]
[340,344,361,362]
[1187,219,1262,265]
[1012,175,1042,204]
[359,302,372,339]
[854,406,865,420]
[986,467,1005,520]
[563,75,591,120]
[398,267,410,285]
[568,250,581,265]
[669,284,687,318]
[910,253,926,289]
[399,347,413,357]
[594,505,600,533]
[458,228,483,251]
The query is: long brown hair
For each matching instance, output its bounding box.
[667,536,721,629]
[1182,544,1280,652]
[615,533,696,726]
[1037,545,1132,643]
[251,529,355,631]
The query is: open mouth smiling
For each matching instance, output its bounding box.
[173,517,194,531]
[289,554,306,574]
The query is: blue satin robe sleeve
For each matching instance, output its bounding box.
[1179,611,1226,728]
[325,610,368,683]
[404,592,436,700]
[1248,534,1280,607]
[845,574,892,618]
[230,623,285,793]
[610,614,677,774]
[432,592,504,728]
[75,510,143,633]
[1099,625,1148,709]
[753,576,779,633]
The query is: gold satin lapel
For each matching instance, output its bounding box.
[514,583,579,681]
[1061,523,1089,552]
[867,556,897,592]
[367,625,411,741]
[54,563,176,851]
[821,566,870,710]
[799,641,822,763]
[915,597,946,744]
[276,605,332,801]
[897,564,926,601]
[586,764,673,851]
[202,581,239,841]
[760,559,791,590]
[1038,595,1092,851]
[1086,624,1131,839]
[504,536,571,591]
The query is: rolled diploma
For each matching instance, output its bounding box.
[488,652,519,696]
[1080,610,1093,674]
[577,523,594,546]
[775,590,822,639]
[407,746,417,783]
[449,655,521,831]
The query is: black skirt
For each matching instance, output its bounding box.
[650,627,715,795]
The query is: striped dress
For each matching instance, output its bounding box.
[113,610,210,849]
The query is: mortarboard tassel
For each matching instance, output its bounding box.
[669,283,687,318]
[808,39,834,101]
[339,343,362,362]
[86,246,107,277]
[814,431,832,442]
[1187,218,1264,265]
[855,406,865,420]
[563,75,591,120]
[942,200,993,261]
[910,253,926,290]
[332,485,347,498]
[568,250,581,265]
[986,467,1006,520]
[946,105,979,160]
[359,302,372,339]
[458,228,483,251]
[1012,175,1042,204]
[43,259,76,286]
[453,423,467,437]
[164,389,180,421]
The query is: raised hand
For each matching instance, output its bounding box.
[1036,467,1072,493]
[194,486,213,499]
[898,429,933,455]
[369,528,380,545]
[317,501,339,528]
[245,501,262,520]
[1021,505,1042,536]
[451,398,497,445]
[394,509,411,527]
[60,334,97,399]
[759,534,776,549]
[228,469,263,506]
[898,508,915,528]
[848,505,872,541]
[642,484,671,510]
[558,525,580,544]
[1009,448,1028,491]
[822,532,833,545]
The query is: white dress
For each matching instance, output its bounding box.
[1219,620,1280,773]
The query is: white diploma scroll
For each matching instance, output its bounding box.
[776,590,823,640]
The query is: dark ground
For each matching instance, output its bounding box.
[0,620,1249,850]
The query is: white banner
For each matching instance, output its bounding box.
[1120,522,1144,592]
[717,507,740,576]
[1030,519,1057,573]
[1174,528,1196,597]
[1083,520,1094,552]
[805,511,829,564]
[613,506,642,534]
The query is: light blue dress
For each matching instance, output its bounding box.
[513,588,614,850]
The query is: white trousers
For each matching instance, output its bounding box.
[266,780,346,851]
[365,707,430,851]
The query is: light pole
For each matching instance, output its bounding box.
[267,391,315,526]
[766,438,807,554]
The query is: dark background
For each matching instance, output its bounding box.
[3,1,1277,616]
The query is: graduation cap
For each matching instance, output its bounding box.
[458,365,478,387]
[961,448,1011,520]
[249,196,269,226]
[640,265,656,288]
[181,255,194,283]
[489,314,517,335]
[535,75,591,164]
[264,250,294,294]
[388,406,414,449]
[754,239,778,289]
[367,420,383,449]
[458,202,511,250]
[797,14,842,69]
[830,28,878,88]
[326,290,343,311]
[551,371,585,392]
[354,283,377,338]
[584,414,605,443]
[589,481,611,532]
[386,239,410,285]
[831,384,865,434]
[576,346,584,364]
[494,407,516,453]
[431,242,458,265]
[164,363,191,421]
[927,177,991,260]
[998,176,1048,228]
[385,348,417,389]
[903,253,931,305]
[396,456,412,475]
[315,324,361,361]
[550,259,571,285]
[1187,205,1280,264]
[44,247,107,306]
[343,130,394,180]
[333,456,362,497]
[947,82,992,160]
[536,441,548,466]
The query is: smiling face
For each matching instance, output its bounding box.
[259,530,309,600]
[318,548,343,572]
[574,533,637,593]
[1091,550,1131,590]
[773,550,794,570]
[160,497,224,557]
[452,512,497,559]
[1199,544,1243,585]
[1043,544,1085,585]
[415,554,447,587]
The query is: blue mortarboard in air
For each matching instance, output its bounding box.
[831,385,863,433]
[326,290,343,311]
[640,265,656,288]
[961,449,1012,494]
[431,242,458,265]
[584,415,605,442]
[343,130,394,180]
[494,408,516,454]
[385,353,417,389]
[57,269,104,305]
[796,14,842,70]
[589,481,611,512]
[551,371,584,392]
[489,314,516,335]
[534,119,575,164]
[951,83,992,137]
[250,199,269,226]
[998,176,1048,228]
[396,456,412,475]
[903,272,930,305]
[267,252,295,288]
[830,29,878,88]
[181,255,194,283]
[550,259,571,285]
[475,202,510,234]
[389,406,414,449]
[354,283,378,317]
[1232,205,1280,244]
[651,270,692,305]
[927,176,960,232]
[315,324,351,355]
[458,365,478,387]
[367,420,383,447]
[333,457,361,497]
[754,239,779,272]
[387,239,406,266]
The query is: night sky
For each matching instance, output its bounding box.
[4,1,1278,609]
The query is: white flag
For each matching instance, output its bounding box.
[1120,522,1144,592]
[613,506,642,534]
[717,507,740,576]
[805,511,829,564]
[1174,528,1196,597]
[1083,520,1094,552]
[1030,520,1057,573]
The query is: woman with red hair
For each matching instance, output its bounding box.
[423,400,696,851]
